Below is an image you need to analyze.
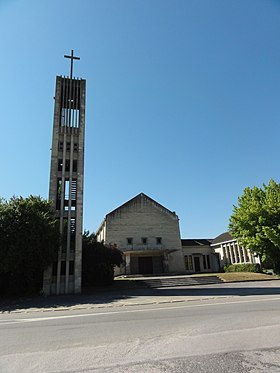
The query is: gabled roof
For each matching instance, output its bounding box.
[181,239,212,246]
[106,192,177,218]
[211,232,233,245]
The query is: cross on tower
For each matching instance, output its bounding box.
[64,50,80,79]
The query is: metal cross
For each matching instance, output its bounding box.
[64,50,80,79]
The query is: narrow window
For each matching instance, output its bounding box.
[185,256,193,271]
[56,179,62,210]
[73,160,77,172]
[65,180,70,200]
[203,255,207,270]
[61,261,66,276]
[69,261,75,275]
[66,142,71,151]
[156,237,162,245]
[65,159,70,172]
[52,262,58,276]
[74,143,78,152]
[62,218,68,253]
[142,237,147,245]
[70,218,76,251]
[58,159,63,171]
[59,141,63,151]
[207,255,210,269]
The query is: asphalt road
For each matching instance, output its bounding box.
[1,281,280,372]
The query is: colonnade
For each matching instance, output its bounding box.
[221,241,255,264]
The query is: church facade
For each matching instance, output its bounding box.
[96,193,260,275]
[96,193,185,275]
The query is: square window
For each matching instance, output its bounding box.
[127,238,133,245]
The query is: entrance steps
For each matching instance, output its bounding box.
[138,275,223,288]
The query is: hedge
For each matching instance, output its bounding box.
[224,263,261,273]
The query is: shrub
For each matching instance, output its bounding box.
[82,231,124,287]
[224,263,261,273]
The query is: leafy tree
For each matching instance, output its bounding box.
[0,196,59,295]
[82,231,124,287]
[229,179,280,273]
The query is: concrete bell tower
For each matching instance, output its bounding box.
[43,50,86,295]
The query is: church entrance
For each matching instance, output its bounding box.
[194,256,201,272]
[138,256,153,274]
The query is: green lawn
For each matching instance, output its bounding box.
[218,272,279,282]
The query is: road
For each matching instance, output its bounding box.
[1,280,280,372]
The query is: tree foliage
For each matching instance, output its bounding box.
[82,231,124,287]
[229,179,280,273]
[0,196,59,295]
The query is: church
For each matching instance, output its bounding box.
[44,52,259,294]
[96,193,260,276]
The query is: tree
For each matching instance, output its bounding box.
[82,231,124,287]
[229,179,280,273]
[0,196,59,295]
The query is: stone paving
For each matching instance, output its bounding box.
[0,275,223,314]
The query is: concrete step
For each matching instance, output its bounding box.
[140,276,223,288]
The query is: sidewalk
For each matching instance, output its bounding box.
[0,274,222,314]
[1,274,279,314]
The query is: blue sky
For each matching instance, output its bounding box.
[1,0,280,238]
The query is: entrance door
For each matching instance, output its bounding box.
[194,256,201,272]
[138,256,153,274]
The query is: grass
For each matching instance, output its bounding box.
[218,272,279,282]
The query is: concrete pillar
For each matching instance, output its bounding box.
[228,243,234,264]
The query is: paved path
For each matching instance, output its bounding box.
[1,278,279,314]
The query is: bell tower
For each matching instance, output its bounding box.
[43,50,86,295]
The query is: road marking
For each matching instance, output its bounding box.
[1,295,280,326]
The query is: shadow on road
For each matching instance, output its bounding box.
[1,279,280,313]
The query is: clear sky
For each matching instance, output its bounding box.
[1,0,280,238]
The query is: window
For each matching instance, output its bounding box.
[56,179,62,210]
[69,261,75,275]
[59,141,63,151]
[207,255,210,269]
[203,255,207,270]
[61,261,66,276]
[156,237,162,245]
[185,256,193,271]
[74,143,78,152]
[127,238,133,245]
[70,218,76,251]
[52,262,58,276]
[203,255,211,270]
[58,159,70,172]
[66,142,71,151]
[58,159,63,171]
[73,160,77,172]
[142,237,147,245]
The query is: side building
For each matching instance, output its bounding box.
[96,193,185,275]
[182,239,220,273]
[210,232,261,268]
[43,57,86,295]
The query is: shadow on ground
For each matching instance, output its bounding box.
[1,278,280,313]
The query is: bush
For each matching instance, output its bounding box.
[224,263,261,273]
[0,196,59,296]
[82,231,124,287]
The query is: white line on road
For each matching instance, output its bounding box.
[1,296,280,326]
